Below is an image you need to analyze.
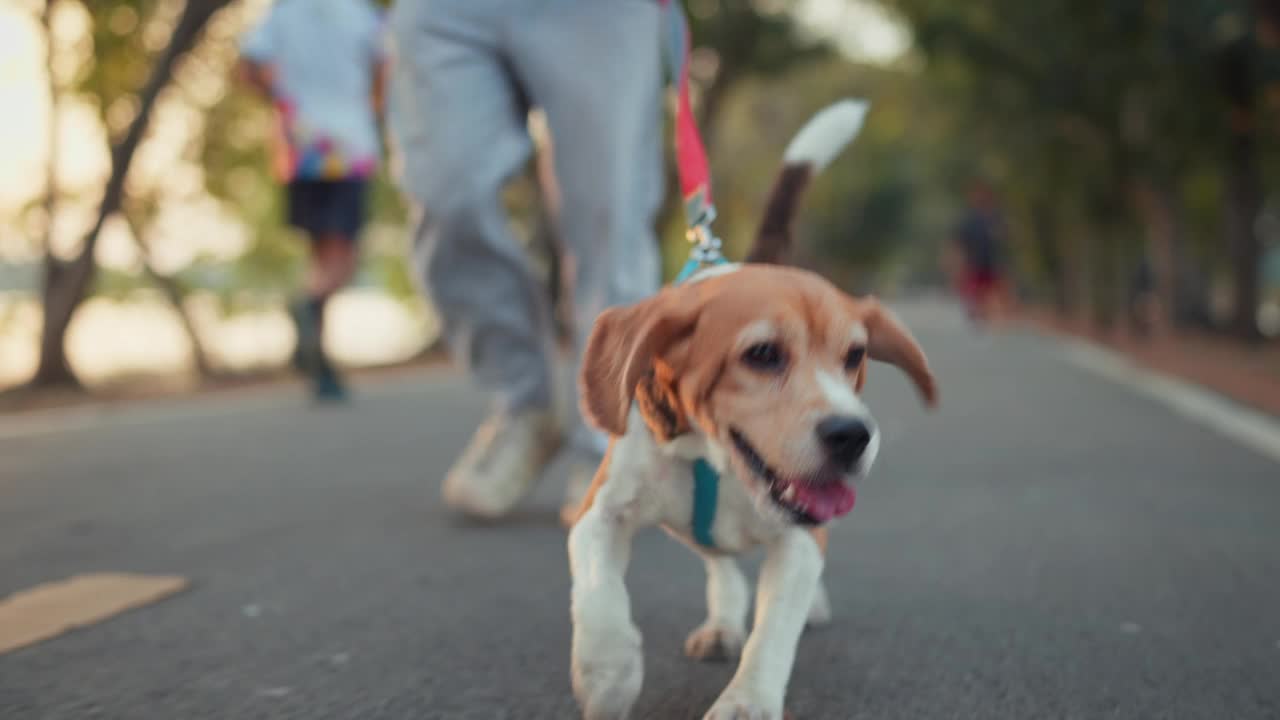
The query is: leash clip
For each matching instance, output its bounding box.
[674,206,727,284]
[684,188,724,265]
[685,207,724,264]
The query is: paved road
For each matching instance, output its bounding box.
[2,301,1279,720]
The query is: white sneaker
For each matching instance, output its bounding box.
[442,409,564,519]
[559,460,599,528]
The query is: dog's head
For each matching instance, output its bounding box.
[581,264,936,526]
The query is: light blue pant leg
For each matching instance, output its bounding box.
[388,0,556,416]
[510,0,666,460]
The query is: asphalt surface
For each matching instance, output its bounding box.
[2,301,1279,720]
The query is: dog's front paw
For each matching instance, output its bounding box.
[702,688,784,720]
[684,621,746,662]
[572,621,643,720]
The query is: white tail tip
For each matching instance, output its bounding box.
[782,99,870,173]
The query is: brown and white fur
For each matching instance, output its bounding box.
[567,100,938,720]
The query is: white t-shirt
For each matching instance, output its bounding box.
[241,0,388,181]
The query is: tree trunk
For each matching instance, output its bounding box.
[28,0,77,387]
[1225,124,1263,340]
[1088,231,1120,332]
[1030,201,1069,314]
[1085,186,1127,333]
[33,260,79,386]
[40,0,58,256]
[1155,184,1214,329]
[125,212,215,379]
[1132,178,1180,333]
[1218,31,1264,341]
[142,265,215,379]
[30,0,233,389]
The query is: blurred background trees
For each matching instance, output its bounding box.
[878,0,1280,339]
[684,0,1280,340]
[1,0,1277,395]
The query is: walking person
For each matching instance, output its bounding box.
[387,0,666,523]
[952,180,1010,327]
[238,0,390,401]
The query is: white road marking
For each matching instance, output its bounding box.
[1060,338,1280,465]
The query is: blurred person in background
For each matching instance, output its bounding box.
[952,180,1012,327]
[238,0,390,402]
[1128,253,1162,338]
[387,0,665,524]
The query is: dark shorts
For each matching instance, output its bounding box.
[286,179,368,242]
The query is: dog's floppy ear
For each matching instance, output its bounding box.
[580,289,702,436]
[861,298,938,408]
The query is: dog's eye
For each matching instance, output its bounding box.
[742,342,786,372]
[844,346,866,370]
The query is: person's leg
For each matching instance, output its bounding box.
[982,270,1007,327]
[302,180,367,399]
[961,266,987,326]
[510,0,665,523]
[286,181,333,380]
[303,234,355,401]
[389,0,563,518]
[317,179,368,297]
[285,179,364,400]
[307,179,364,300]
[308,234,358,296]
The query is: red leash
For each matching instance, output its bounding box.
[659,0,725,279]
[661,0,712,224]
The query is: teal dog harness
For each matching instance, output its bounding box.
[690,458,721,549]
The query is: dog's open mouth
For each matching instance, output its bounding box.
[729,428,856,526]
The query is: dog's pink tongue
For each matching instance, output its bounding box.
[793,481,856,523]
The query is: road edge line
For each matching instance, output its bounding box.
[1058,336,1280,465]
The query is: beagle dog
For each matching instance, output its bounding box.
[567,101,938,720]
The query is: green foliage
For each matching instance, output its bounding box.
[77,0,160,127]
[58,0,416,315]
[879,0,1280,332]
[48,0,1278,340]
[686,0,831,83]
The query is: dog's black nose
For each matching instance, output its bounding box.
[815,415,873,470]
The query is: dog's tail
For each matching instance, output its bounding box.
[746,99,870,265]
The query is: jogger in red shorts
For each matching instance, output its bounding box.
[951,181,1010,326]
